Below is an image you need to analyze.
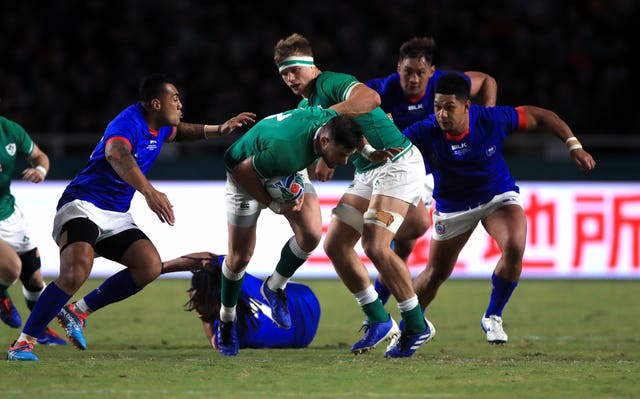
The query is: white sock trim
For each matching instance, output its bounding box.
[267,272,288,291]
[288,236,312,259]
[397,295,419,312]
[219,305,236,323]
[22,283,45,301]
[222,259,245,281]
[354,285,379,307]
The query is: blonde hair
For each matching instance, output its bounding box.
[273,33,314,65]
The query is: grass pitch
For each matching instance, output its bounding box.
[1,278,638,398]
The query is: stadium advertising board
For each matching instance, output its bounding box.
[13,181,639,279]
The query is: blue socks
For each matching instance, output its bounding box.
[23,282,70,338]
[485,273,518,317]
[374,278,392,305]
[84,269,143,312]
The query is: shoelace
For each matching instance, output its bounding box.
[275,289,289,314]
[12,341,33,351]
[357,323,370,334]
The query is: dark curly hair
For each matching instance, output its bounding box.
[184,256,258,332]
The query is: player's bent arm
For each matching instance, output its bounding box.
[466,71,497,107]
[160,252,216,274]
[106,139,176,224]
[174,112,256,142]
[105,139,154,194]
[231,158,273,207]
[22,143,50,183]
[329,83,381,117]
[519,105,596,171]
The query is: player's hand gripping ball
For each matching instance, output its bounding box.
[265,173,305,203]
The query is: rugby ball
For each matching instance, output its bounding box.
[265,173,305,203]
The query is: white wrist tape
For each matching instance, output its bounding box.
[35,166,47,177]
[361,144,376,159]
[568,143,583,151]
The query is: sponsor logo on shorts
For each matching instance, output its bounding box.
[240,202,250,209]
[434,221,446,235]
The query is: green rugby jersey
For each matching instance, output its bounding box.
[224,107,339,178]
[0,117,34,220]
[298,71,412,172]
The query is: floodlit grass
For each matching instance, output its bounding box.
[1,278,638,399]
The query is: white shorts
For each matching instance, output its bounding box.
[345,145,426,207]
[422,173,434,207]
[0,204,36,254]
[225,169,316,227]
[431,191,521,240]
[52,199,139,246]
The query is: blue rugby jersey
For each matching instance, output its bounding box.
[213,272,320,349]
[58,103,176,212]
[366,70,471,131]
[403,105,526,212]
[366,70,471,176]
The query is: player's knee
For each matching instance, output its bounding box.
[398,209,430,239]
[228,252,252,270]
[502,238,526,264]
[426,263,453,285]
[323,237,340,260]
[297,229,322,251]
[58,243,95,288]
[19,248,42,285]
[0,251,21,281]
[391,238,415,261]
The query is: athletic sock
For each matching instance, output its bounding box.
[398,295,427,334]
[355,286,388,323]
[23,284,45,310]
[374,277,391,305]
[84,269,142,312]
[22,282,70,339]
[220,259,245,309]
[484,272,518,317]
[274,236,312,278]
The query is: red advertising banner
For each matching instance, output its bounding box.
[12,181,640,279]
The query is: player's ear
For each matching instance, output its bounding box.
[319,133,330,147]
[150,98,161,110]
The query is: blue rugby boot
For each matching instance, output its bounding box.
[260,277,291,329]
[0,295,22,328]
[7,340,39,361]
[351,315,399,354]
[216,320,239,356]
[37,326,67,346]
[384,318,436,358]
[56,303,88,350]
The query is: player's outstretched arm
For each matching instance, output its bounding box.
[520,105,596,172]
[22,143,50,183]
[174,112,256,142]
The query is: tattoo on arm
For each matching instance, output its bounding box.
[176,122,205,141]
[107,142,138,177]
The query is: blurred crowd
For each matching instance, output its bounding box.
[1,1,633,146]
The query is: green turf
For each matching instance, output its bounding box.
[1,278,638,399]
